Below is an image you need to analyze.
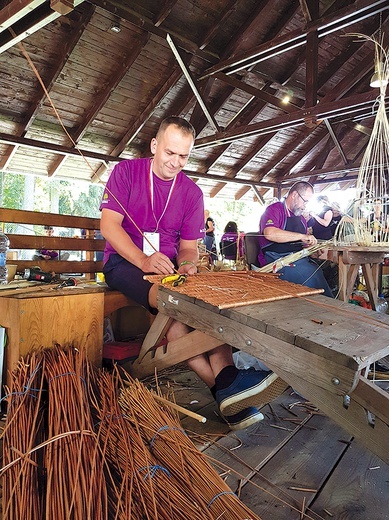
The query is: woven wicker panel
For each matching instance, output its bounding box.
[144,272,323,309]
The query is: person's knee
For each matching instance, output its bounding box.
[148,284,159,308]
[166,320,190,341]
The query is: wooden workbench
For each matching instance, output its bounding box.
[328,245,387,310]
[130,286,389,464]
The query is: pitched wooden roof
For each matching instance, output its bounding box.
[0,0,388,202]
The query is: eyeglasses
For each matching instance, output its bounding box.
[297,191,309,205]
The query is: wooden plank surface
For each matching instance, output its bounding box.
[310,440,389,520]
[238,414,350,519]
[159,287,389,369]
[170,368,389,520]
[158,290,362,395]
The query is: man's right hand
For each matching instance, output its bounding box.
[141,252,175,275]
[302,234,317,246]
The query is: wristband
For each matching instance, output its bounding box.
[179,260,197,268]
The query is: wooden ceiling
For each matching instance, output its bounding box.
[0,0,388,203]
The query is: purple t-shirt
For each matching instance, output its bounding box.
[100,158,205,263]
[220,232,245,258]
[259,201,307,261]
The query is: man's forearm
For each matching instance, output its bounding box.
[264,227,307,243]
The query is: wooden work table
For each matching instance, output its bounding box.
[327,245,387,310]
[130,286,389,464]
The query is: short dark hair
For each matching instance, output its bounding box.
[288,181,314,196]
[44,225,54,230]
[157,116,196,140]
[224,221,238,233]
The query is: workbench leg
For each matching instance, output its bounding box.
[338,256,359,302]
[137,313,173,362]
[362,263,380,310]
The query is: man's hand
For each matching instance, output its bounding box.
[302,234,317,247]
[178,261,197,276]
[141,252,174,275]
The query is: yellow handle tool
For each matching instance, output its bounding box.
[161,274,187,286]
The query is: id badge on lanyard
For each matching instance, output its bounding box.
[143,231,160,256]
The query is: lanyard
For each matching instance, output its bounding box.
[149,159,177,232]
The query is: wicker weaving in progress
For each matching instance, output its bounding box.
[144,271,323,309]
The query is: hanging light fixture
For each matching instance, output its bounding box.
[370,63,388,88]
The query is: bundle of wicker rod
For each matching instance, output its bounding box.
[43,347,108,520]
[1,346,108,520]
[118,373,263,520]
[92,369,214,520]
[1,346,262,520]
[1,354,45,520]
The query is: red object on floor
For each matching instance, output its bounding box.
[103,341,142,361]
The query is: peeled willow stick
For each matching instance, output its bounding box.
[126,384,207,423]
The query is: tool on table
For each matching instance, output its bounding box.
[57,277,78,289]
[161,273,187,287]
[23,268,53,283]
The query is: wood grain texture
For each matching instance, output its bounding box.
[0,290,104,386]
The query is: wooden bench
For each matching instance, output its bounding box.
[0,207,104,279]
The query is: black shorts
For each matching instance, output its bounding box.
[103,254,155,313]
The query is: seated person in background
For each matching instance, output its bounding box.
[220,221,244,260]
[33,225,59,260]
[258,181,333,298]
[34,225,70,261]
[101,116,282,430]
[307,195,333,240]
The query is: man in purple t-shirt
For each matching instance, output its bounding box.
[259,181,333,297]
[100,116,283,430]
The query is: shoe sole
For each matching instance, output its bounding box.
[220,375,289,416]
[227,411,264,431]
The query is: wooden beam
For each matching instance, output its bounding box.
[323,119,349,165]
[194,91,377,149]
[0,3,96,170]
[214,73,298,113]
[305,25,319,109]
[200,0,388,78]
[153,0,178,27]
[0,0,46,33]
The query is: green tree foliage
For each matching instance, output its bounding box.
[1,171,104,218]
[0,172,25,209]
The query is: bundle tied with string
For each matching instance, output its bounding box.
[118,374,263,520]
[336,33,389,247]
